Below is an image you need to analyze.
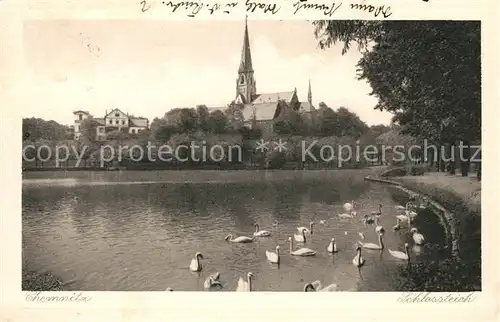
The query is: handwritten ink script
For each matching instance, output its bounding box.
[25,292,92,303]
[397,292,476,304]
[139,0,429,17]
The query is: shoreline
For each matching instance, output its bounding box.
[22,269,64,291]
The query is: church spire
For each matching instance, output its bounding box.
[238,15,253,73]
[308,79,312,104]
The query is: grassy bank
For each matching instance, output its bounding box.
[371,172,481,291]
[22,269,64,291]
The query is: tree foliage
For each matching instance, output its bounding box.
[22,118,71,142]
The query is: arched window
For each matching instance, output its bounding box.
[239,74,245,84]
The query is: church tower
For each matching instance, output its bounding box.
[308,79,312,105]
[235,16,256,104]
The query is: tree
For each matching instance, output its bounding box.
[225,102,245,130]
[22,118,69,142]
[313,20,480,176]
[79,119,100,145]
[208,110,228,134]
[273,101,306,136]
[196,105,211,132]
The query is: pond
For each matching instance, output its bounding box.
[22,170,447,291]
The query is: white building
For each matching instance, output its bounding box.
[73,108,149,141]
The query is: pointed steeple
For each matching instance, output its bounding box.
[238,15,254,73]
[307,79,312,104]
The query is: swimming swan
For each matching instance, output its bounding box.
[410,228,425,245]
[371,203,383,217]
[338,212,354,219]
[304,280,338,292]
[389,243,410,262]
[375,216,385,234]
[253,224,271,237]
[352,246,365,267]
[288,236,317,256]
[294,228,308,243]
[189,252,204,272]
[224,234,254,243]
[297,222,315,235]
[358,232,384,250]
[343,200,354,212]
[236,272,255,292]
[327,238,338,253]
[265,245,280,264]
[204,272,223,289]
[393,217,401,231]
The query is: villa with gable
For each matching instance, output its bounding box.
[73,109,149,141]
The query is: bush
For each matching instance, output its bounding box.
[266,151,286,169]
[381,167,407,177]
[407,164,427,176]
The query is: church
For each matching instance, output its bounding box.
[211,19,316,133]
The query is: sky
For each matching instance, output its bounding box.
[21,19,392,126]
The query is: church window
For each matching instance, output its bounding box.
[239,75,245,84]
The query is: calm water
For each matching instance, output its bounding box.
[22,170,447,291]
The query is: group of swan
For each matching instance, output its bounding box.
[172,198,426,291]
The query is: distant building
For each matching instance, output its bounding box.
[73,108,149,141]
[209,18,317,135]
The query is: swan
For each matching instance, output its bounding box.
[294,228,307,243]
[319,220,327,225]
[371,203,383,216]
[358,232,365,240]
[393,217,401,231]
[204,272,223,289]
[343,200,354,212]
[374,216,385,234]
[165,287,174,291]
[297,222,315,235]
[338,212,354,219]
[394,204,406,210]
[236,272,255,292]
[224,234,254,243]
[265,245,280,264]
[327,238,338,253]
[189,252,204,272]
[352,246,365,267]
[253,224,271,237]
[395,214,411,224]
[363,214,375,224]
[304,280,338,292]
[358,232,384,250]
[388,243,411,262]
[288,236,317,256]
[410,228,425,245]
[406,210,418,219]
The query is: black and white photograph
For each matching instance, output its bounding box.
[19,18,482,294]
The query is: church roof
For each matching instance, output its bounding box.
[242,103,279,121]
[251,91,295,104]
[299,102,316,113]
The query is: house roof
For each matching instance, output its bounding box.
[73,110,90,115]
[129,118,148,127]
[251,91,295,104]
[94,118,105,125]
[104,108,127,118]
[299,102,316,113]
[242,103,279,121]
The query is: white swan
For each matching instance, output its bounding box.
[371,203,383,216]
[406,210,418,219]
[224,234,254,243]
[388,243,411,262]
[297,222,315,235]
[236,272,255,292]
[343,200,354,212]
[294,228,308,243]
[327,238,338,253]
[253,224,271,237]
[375,216,385,234]
[410,227,425,245]
[189,252,204,272]
[288,236,316,256]
[394,204,406,210]
[319,220,327,225]
[338,212,354,219]
[358,232,365,240]
[393,217,401,231]
[358,232,384,250]
[204,272,223,289]
[395,214,411,225]
[165,287,174,291]
[352,246,365,267]
[265,245,280,264]
[304,280,338,292]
